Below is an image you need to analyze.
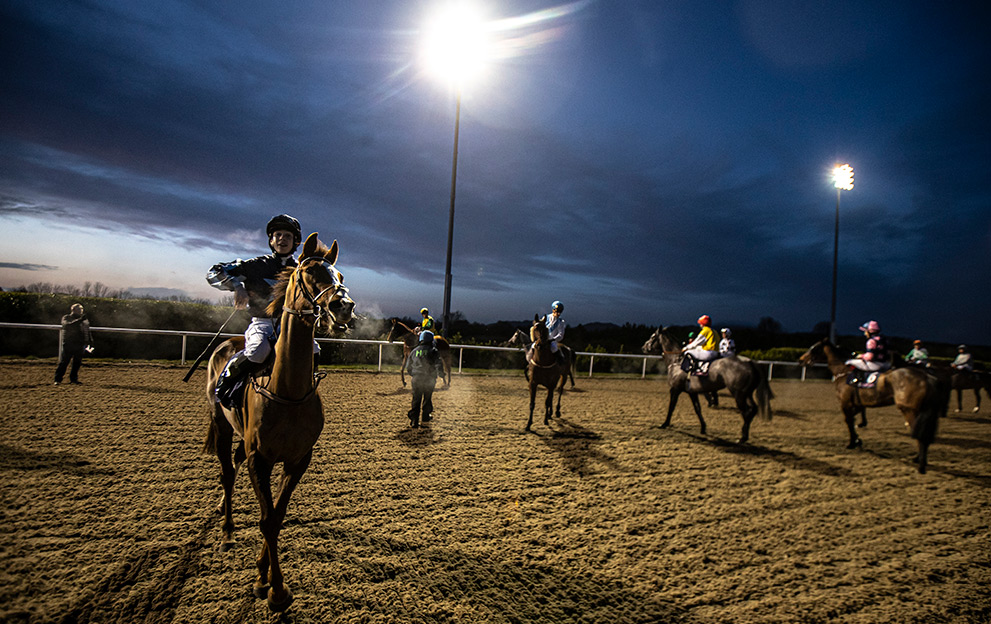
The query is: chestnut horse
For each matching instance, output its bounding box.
[507,327,576,388]
[526,315,568,431]
[386,318,452,388]
[798,338,942,474]
[203,233,354,611]
[641,326,772,444]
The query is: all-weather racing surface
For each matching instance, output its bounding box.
[1,360,988,623]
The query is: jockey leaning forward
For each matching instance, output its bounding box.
[845,320,891,373]
[207,214,317,406]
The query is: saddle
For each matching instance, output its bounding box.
[680,354,711,377]
[845,369,880,389]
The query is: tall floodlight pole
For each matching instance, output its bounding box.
[422,4,490,338]
[830,164,854,344]
[443,90,462,338]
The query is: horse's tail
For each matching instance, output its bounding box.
[203,404,219,455]
[912,374,943,446]
[756,362,774,421]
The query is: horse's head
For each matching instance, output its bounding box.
[798,338,829,365]
[506,328,527,348]
[268,233,354,335]
[530,314,549,344]
[641,326,679,356]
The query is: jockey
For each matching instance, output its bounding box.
[207,214,313,407]
[683,315,720,364]
[905,340,929,365]
[951,345,973,372]
[546,301,567,365]
[845,320,891,373]
[719,327,736,357]
[420,308,435,332]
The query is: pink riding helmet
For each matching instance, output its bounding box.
[858,320,881,334]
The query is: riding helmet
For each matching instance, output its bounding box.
[551,300,563,312]
[266,214,302,249]
[858,320,880,334]
[697,315,711,326]
[421,308,429,315]
[721,327,731,336]
[419,330,434,344]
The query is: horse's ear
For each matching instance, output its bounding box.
[324,239,339,265]
[534,314,540,322]
[301,232,319,257]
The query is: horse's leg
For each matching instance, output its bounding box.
[554,376,564,418]
[733,391,757,444]
[661,387,680,429]
[972,388,980,413]
[526,381,536,431]
[857,407,868,428]
[246,452,276,602]
[544,385,554,425]
[400,351,409,387]
[211,406,238,551]
[262,451,312,612]
[687,393,707,436]
[954,388,962,413]
[843,405,862,449]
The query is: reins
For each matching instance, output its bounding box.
[283,256,349,326]
[251,371,327,405]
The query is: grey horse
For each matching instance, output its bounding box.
[641,326,773,443]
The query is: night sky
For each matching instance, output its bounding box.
[2,1,989,344]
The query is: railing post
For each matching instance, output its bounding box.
[181,334,187,365]
[378,344,383,371]
[458,347,464,374]
[768,362,774,381]
[642,357,647,378]
[801,365,806,381]
[588,355,594,378]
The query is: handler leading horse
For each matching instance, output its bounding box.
[799,338,942,474]
[526,315,568,431]
[641,326,772,444]
[387,318,452,388]
[203,233,354,611]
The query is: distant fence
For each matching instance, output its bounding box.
[0,322,827,381]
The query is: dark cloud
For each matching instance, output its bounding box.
[1,0,989,343]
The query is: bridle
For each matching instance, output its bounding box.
[283,256,351,329]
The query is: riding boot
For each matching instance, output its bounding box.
[216,353,262,409]
[555,349,565,367]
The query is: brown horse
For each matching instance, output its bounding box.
[203,233,354,611]
[526,315,568,431]
[641,326,772,444]
[507,327,576,388]
[798,338,942,474]
[950,370,991,413]
[386,318,452,388]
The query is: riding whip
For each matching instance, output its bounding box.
[182,308,240,382]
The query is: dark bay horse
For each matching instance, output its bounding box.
[798,338,942,474]
[950,370,990,413]
[507,327,576,388]
[641,326,772,444]
[526,315,568,431]
[386,318,452,388]
[204,233,354,611]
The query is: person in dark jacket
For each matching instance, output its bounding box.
[53,303,92,385]
[206,214,306,407]
[405,330,445,428]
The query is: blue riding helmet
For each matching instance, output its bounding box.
[419,330,434,344]
[551,300,563,312]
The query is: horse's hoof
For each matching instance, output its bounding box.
[736,437,748,445]
[973,407,980,413]
[253,583,270,600]
[954,408,960,413]
[659,423,670,429]
[857,423,867,429]
[219,540,235,552]
[847,439,863,450]
[267,588,294,612]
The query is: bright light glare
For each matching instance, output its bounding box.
[422,3,492,85]
[833,164,854,191]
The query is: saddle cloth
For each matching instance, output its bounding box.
[845,369,880,389]
[681,355,711,377]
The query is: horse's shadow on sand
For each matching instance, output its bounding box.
[0,443,117,475]
[531,417,626,476]
[669,430,858,478]
[395,425,439,447]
